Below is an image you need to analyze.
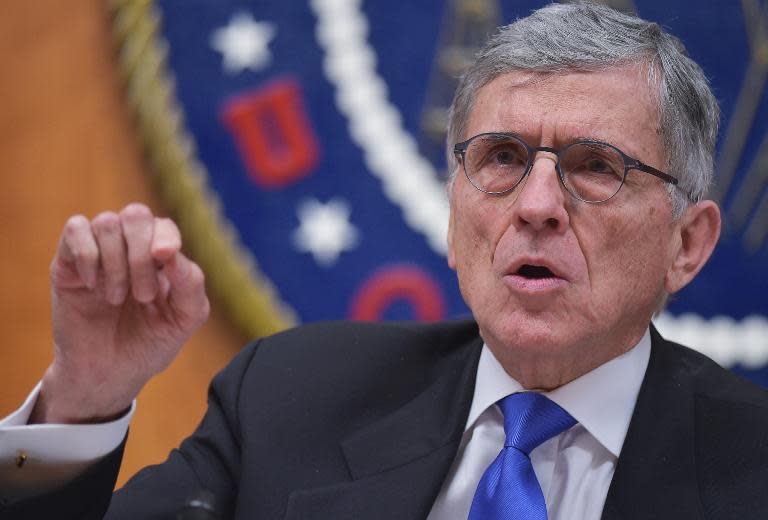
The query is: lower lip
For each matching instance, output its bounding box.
[502,274,568,295]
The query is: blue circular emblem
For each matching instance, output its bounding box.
[113,0,768,385]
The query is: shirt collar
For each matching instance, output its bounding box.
[465,329,651,458]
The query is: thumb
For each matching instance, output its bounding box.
[163,252,210,329]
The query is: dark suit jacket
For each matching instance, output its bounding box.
[4,320,768,519]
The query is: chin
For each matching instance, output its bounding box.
[479,314,582,357]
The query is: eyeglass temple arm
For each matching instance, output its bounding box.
[631,161,703,203]
[630,161,678,186]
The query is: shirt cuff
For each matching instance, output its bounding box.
[0,382,134,500]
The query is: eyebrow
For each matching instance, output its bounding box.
[486,130,613,147]
[553,121,603,143]
[571,135,611,145]
[483,119,603,143]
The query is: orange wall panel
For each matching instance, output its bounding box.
[0,1,245,487]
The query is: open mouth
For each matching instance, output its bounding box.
[516,264,557,279]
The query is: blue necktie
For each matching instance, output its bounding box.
[468,392,576,520]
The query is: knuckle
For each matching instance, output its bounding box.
[156,218,182,243]
[64,214,88,233]
[186,294,210,326]
[63,215,91,243]
[120,202,152,223]
[91,212,121,234]
[188,264,206,286]
[61,228,98,264]
[199,297,211,321]
[49,258,61,278]
[72,247,98,264]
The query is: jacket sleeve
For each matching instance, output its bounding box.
[0,340,260,520]
[0,437,126,520]
[0,383,134,503]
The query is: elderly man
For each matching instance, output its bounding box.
[2,2,767,519]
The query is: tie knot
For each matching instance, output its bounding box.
[497,392,576,455]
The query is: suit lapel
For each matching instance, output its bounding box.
[602,326,704,519]
[284,329,483,520]
[284,322,708,519]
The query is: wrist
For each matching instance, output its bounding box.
[29,364,134,424]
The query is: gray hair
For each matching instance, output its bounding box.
[446,1,720,216]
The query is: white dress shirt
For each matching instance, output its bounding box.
[1,331,650,516]
[427,330,651,520]
[0,383,133,500]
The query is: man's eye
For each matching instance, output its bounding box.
[586,158,611,173]
[579,154,622,178]
[489,146,525,167]
[494,150,514,164]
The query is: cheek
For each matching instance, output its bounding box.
[453,194,509,265]
[585,204,671,307]
[451,196,512,303]
[623,205,671,268]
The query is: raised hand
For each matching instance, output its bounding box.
[30,203,210,424]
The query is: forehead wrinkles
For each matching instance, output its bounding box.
[469,68,663,159]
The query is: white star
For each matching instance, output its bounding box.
[210,12,276,74]
[293,198,360,267]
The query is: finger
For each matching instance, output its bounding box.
[163,252,210,329]
[120,203,158,304]
[56,215,99,289]
[151,217,182,264]
[91,212,129,305]
[156,266,172,301]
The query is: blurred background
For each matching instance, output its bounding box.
[2,0,767,487]
[0,0,246,486]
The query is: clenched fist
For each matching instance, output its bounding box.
[30,203,210,424]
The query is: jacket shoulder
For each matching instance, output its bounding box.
[244,320,478,370]
[216,318,481,429]
[657,333,768,517]
[660,334,768,406]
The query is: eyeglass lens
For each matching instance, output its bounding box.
[463,135,626,202]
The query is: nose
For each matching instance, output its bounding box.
[511,154,570,233]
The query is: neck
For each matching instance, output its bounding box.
[485,327,648,391]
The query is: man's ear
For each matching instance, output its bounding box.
[665,200,721,294]
[446,181,457,270]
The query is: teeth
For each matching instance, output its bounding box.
[518,264,554,279]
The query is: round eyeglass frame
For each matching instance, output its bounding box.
[453,132,680,204]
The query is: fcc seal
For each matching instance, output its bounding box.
[111,0,768,385]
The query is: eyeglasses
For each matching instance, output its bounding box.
[453,132,679,203]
